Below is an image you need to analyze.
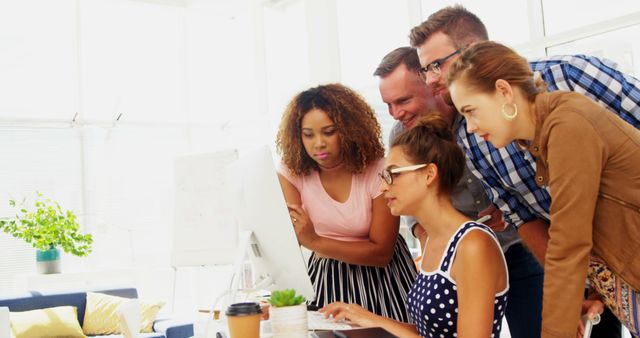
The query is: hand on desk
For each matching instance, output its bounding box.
[320,302,376,328]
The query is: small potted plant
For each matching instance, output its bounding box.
[0,192,93,274]
[268,289,308,337]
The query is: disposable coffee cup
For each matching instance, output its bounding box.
[226,302,262,338]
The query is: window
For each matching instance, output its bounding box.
[546,24,640,76]
[541,0,640,35]
[0,128,82,291]
[336,0,416,146]
[262,0,312,124]
[420,0,532,46]
[79,0,187,123]
[0,0,76,120]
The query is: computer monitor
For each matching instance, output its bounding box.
[235,146,315,301]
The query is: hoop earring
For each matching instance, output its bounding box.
[501,102,518,121]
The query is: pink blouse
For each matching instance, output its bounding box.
[278,158,385,242]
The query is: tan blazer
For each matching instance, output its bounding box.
[526,91,640,338]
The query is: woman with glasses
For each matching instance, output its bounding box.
[447,41,640,338]
[275,83,417,322]
[322,115,509,338]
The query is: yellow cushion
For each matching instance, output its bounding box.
[10,306,86,338]
[82,292,164,334]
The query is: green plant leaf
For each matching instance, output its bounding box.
[268,289,306,307]
[0,193,93,257]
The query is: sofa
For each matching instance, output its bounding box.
[0,287,194,338]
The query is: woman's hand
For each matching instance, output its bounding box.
[287,204,319,248]
[320,302,378,328]
[322,302,422,338]
[576,298,605,338]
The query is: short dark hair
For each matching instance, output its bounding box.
[373,47,421,77]
[409,5,488,49]
[390,115,464,196]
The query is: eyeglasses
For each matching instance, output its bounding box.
[419,47,464,82]
[379,164,428,185]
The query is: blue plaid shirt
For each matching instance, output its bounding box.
[456,54,640,229]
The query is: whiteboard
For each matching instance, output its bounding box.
[171,149,240,267]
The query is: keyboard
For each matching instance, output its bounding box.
[307,311,354,330]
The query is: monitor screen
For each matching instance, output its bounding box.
[236,146,315,301]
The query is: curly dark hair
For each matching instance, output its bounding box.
[276,83,385,176]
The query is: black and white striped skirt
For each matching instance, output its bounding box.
[307,235,417,322]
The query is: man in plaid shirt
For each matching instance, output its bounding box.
[409,5,640,338]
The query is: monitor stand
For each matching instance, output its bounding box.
[209,230,273,315]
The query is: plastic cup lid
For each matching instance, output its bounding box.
[226,302,262,316]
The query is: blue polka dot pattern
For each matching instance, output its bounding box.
[407,222,509,338]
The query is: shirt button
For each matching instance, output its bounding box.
[475,200,481,204]
[467,179,472,183]
[536,176,544,182]
[533,146,539,152]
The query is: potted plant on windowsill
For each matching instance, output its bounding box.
[0,192,93,274]
[268,289,307,337]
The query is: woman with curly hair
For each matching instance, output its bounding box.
[276,83,418,321]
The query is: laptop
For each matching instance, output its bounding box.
[311,327,397,338]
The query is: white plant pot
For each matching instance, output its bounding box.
[269,303,308,338]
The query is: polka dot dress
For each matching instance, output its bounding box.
[407,222,509,338]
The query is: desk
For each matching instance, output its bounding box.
[191,319,309,337]
[195,320,395,338]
